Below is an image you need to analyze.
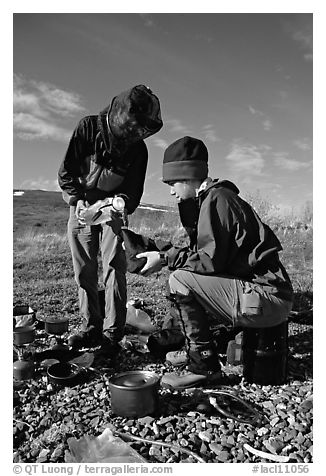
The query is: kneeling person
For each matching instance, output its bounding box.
[137,136,293,390]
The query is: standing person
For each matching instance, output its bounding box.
[136,136,293,389]
[58,85,163,358]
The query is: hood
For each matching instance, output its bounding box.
[198,178,240,196]
[97,85,162,155]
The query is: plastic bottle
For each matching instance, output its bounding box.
[226,332,243,365]
[126,305,157,334]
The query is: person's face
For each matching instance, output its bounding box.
[169,180,201,202]
[108,110,151,142]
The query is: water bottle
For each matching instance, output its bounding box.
[226,332,243,365]
[108,196,126,212]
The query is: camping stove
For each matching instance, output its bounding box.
[44,317,69,351]
[13,326,35,380]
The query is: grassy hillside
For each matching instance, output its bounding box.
[13,190,312,321]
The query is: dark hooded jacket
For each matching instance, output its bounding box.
[165,179,293,301]
[58,85,162,213]
[57,111,148,213]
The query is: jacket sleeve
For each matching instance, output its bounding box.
[166,192,233,274]
[58,117,93,205]
[115,142,148,214]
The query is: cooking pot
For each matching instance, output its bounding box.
[47,362,80,386]
[13,326,35,346]
[44,317,69,335]
[109,371,160,418]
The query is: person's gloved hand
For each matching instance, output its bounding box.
[136,251,162,277]
[75,200,87,225]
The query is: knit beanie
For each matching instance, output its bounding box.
[162,136,208,183]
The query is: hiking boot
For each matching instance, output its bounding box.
[98,335,121,359]
[163,340,223,389]
[68,330,102,350]
[147,329,185,358]
[161,368,224,390]
[166,349,187,366]
[165,328,243,365]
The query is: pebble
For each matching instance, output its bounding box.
[200,442,208,454]
[138,416,155,426]
[50,446,63,460]
[216,450,230,462]
[287,415,296,425]
[198,431,212,443]
[262,401,275,409]
[295,432,305,445]
[301,399,313,411]
[284,429,298,441]
[12,327,313,465]
[209,442,224,455]
[179,438,188,447]
[208,418,223,425]
[270,417,280,427]
[157,416,175,425]
[257,427,269,436]
[188,434,198,444]
[152,422,160,436]
[149,445,161,457]
[36,448,50,462]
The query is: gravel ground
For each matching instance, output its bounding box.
[13,318,313,464]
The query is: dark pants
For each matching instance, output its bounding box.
[67,207,127,342]
[169,269,292,350]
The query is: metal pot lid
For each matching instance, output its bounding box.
[13,326,35,334]
[110,371,159,389]
[44,317,69,323]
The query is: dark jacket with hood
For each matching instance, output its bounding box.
[57,112,148,214]
[165,178,293,301]
[58,85,162,213]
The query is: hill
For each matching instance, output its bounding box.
[13,189,177,236]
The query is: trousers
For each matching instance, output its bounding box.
[67,207,127,341]
[168,269,293,346]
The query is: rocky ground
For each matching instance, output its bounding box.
[13,316,313,464]
[13,192,313,464]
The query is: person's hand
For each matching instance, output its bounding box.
[136,251,162,277]
[75,199,87,225]
[105,207,122,223]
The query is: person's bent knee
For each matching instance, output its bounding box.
[169,270,193,296]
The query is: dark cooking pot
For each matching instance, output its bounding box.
[109,371,160,418]
[47,362,80,386]
[13,326,35,346]
[44,317,69,335]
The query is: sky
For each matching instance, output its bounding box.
[13,12,313,213]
